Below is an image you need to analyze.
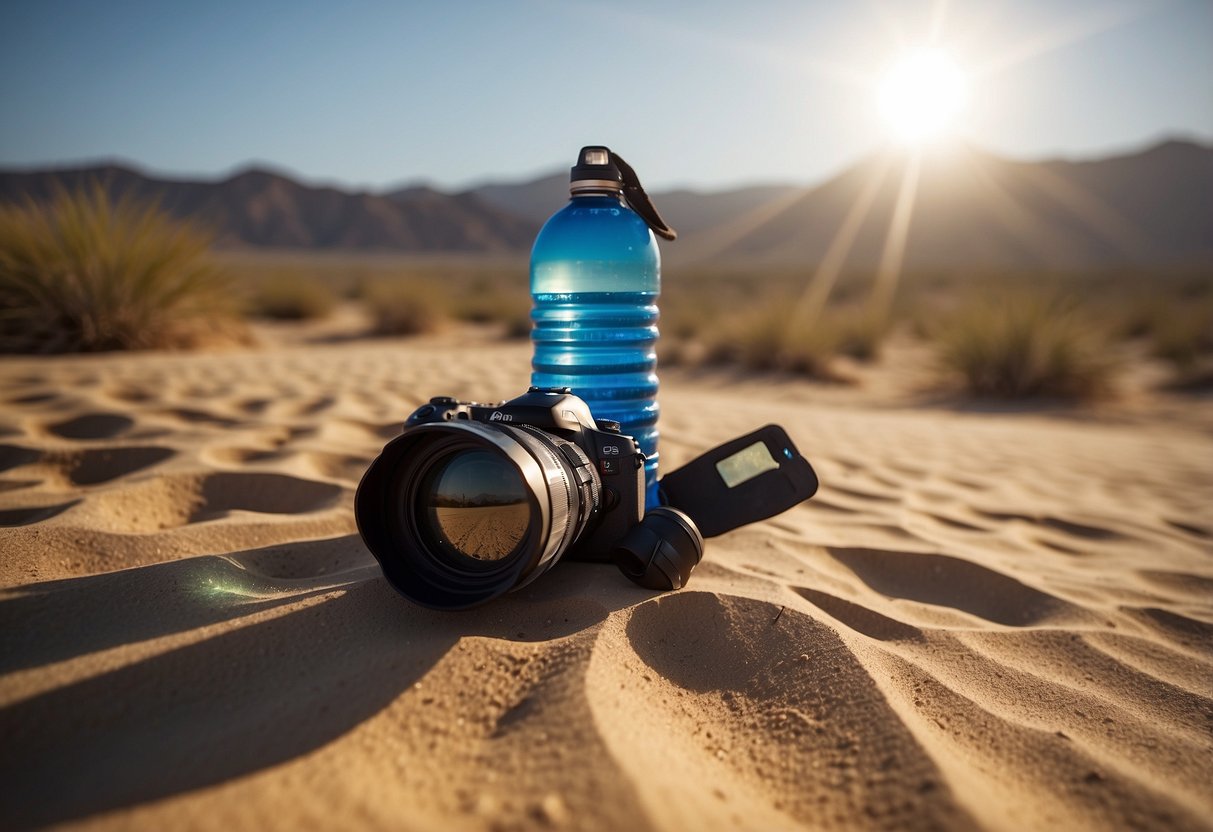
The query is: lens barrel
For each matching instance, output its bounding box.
[355,421,599,609]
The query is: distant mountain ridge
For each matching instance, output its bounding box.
[670,139,1213,270]
[0,163,538,253]
[1,138,1209,268]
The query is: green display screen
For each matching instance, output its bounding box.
[715,441,779,488]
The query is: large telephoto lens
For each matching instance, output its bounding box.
[355,421,599,609]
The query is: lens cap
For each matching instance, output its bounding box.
[611,507,704,591]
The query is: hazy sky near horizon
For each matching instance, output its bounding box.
[1,0,1210,191]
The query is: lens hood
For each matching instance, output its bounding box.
[356,421,591,609]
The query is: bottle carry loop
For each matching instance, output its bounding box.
[610,151,678,241]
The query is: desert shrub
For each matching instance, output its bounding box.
[248,275,336,320]
[0,185,235,352]
[1107,293,1163,341]
[660,289,724,341]
[1151,300,1213,371]
[659,337,702,368]
[935,292,1113,398]
[703,300,842,379]
[832,308,890,361]
[502,306,533,339]
[454,286,532,338]
[363,280,447,336]
[657,338,683,367]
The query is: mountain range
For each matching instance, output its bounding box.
[2,138,1209,270]
[0,165,536,252]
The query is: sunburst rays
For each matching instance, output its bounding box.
[777,0,1163,328]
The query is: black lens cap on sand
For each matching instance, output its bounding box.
[611,507,704,591]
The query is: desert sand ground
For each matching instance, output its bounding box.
[1,321,1210,831]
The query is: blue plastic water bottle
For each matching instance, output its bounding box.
[530,146,677,508]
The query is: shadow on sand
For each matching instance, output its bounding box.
[0,536,642,829]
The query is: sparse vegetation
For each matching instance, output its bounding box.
[832,307,890,361]
[218,253,535,340]
[0,185,237,352]
[659,269,894,379]
[452,279,532,339]
[362,279,448,336]
[247,275,337,320]
[934,291,1113,399]
[1150,298,1213,390]
[213,249,1213,397]
[697,300,845,379]
[1150,299,1213,371]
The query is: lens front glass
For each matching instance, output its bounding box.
[417,449,530,566]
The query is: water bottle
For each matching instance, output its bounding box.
[530,146,677,508]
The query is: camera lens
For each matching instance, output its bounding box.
[355,421,600,609]
[416,449,529,566]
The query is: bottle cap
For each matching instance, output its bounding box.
[570,146,624,192]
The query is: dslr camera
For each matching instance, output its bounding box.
[356,387,817,609]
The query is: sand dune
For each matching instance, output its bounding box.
[1,331,1210,831]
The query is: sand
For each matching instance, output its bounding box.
[1,324,1211,831]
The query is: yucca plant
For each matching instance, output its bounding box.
[0,184,235,352]
[935,291,1113,398]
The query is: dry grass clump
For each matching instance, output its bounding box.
[659,289,727,341]
[0,186,236,352]
[247,275,337,320]
[1152,299,1213,390]
[1150,300,1213,370]
[660,269,893,377]
[832,308,890,361]
[362,279,448,336]
[701,301,843,379]
[454,281,532,339]
[217,255,536,339]
[935,292,1113,399]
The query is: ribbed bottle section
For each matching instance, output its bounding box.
[530,291,659,500]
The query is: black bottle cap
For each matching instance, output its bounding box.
[570,146,623,187]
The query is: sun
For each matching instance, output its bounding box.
[878,49,968,144]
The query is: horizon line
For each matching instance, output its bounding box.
[1,130,1209,198]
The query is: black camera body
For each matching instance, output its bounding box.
[403,387,645,562]
[356,386,818,609]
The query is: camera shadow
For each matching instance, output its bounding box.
[0,540,644,830]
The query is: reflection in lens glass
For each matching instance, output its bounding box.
[419,449,530,564]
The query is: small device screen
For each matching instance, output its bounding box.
[715,441,780,488]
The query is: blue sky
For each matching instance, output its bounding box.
[1,0,1210,191]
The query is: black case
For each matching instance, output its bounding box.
[658,425,818,538]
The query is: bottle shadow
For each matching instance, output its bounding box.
[0,541,637,829]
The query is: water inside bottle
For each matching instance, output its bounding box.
[530,290,660,502]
